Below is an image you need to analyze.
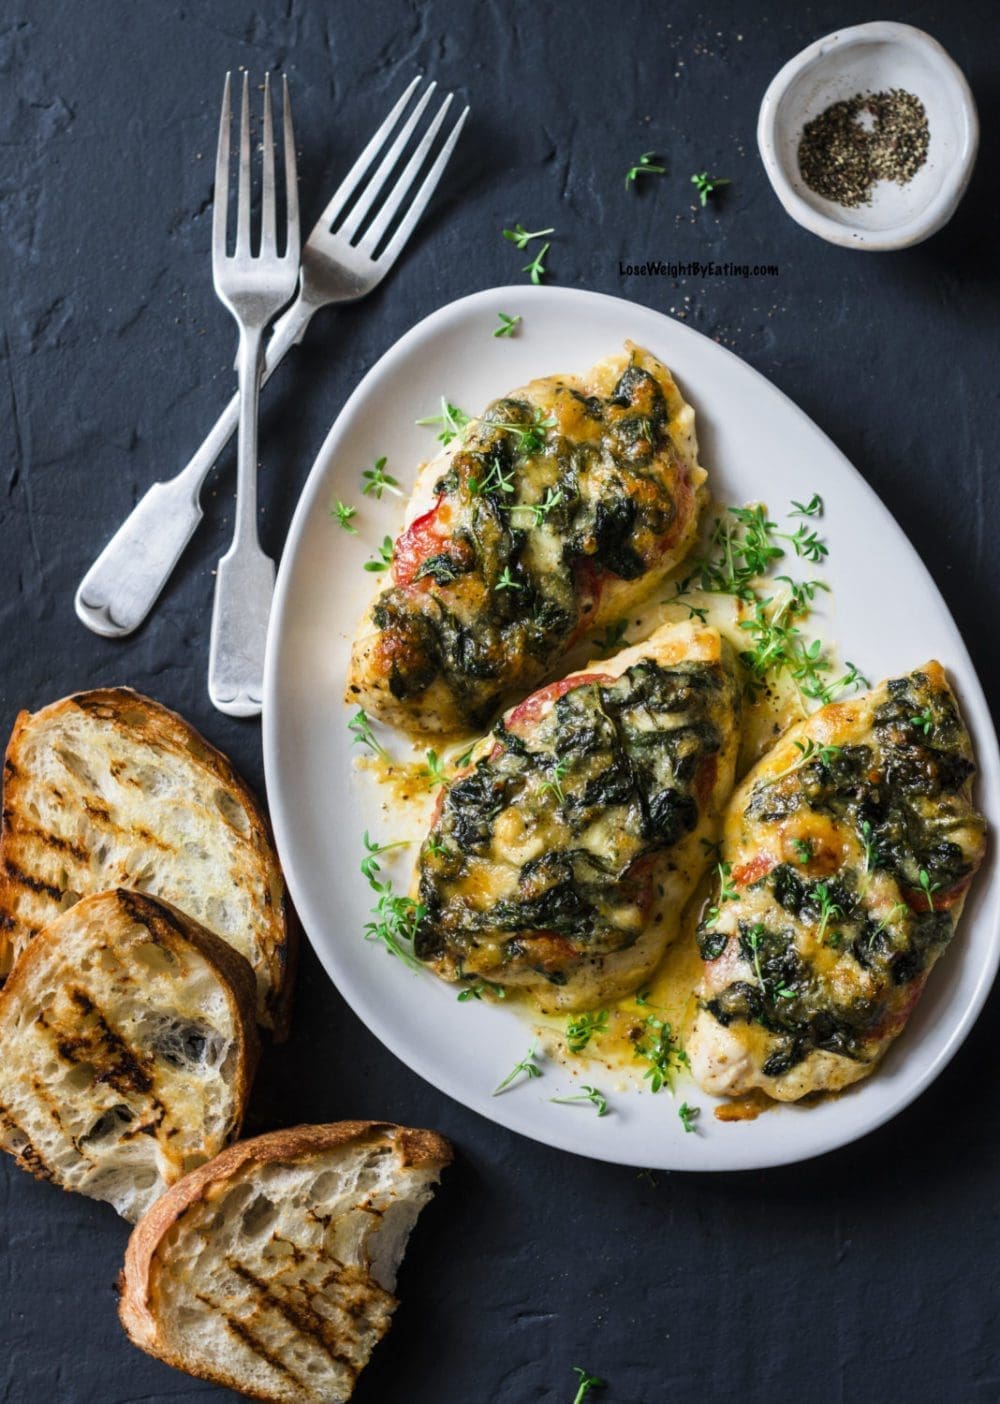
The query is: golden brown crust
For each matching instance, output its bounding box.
[0,687,295,1034]
[118,1121,453,1360]
[0,888,260,1203]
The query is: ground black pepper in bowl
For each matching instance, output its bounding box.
[798,88,930,207]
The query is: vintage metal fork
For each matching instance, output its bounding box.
[75,76,469,640]
[207,71,299,717]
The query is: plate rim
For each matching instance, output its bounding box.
[263,282,1000,1171]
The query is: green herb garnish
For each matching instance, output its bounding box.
[565,1009,609,1055]
[634,1014,688,1093]
[523,241,550,284]
[494,565,523,592]
[363,535,394,573]
[918,868,942,911]
[551,1085,609,1116]
[625,151,665,188]
[348,707,389,761]
[911,708,935,736]
[331,500,358,533]
[494,311,522,338]
[361,456,401,499]
[572,1368,605,1404]
[502,223,555,250]
[416,397,471,446]
[493,1044,543,1095]
[457,980,506,1002]
[691,170,730,205]
[422,749,448,790]
[360,831,409,888]
[678,1102,701,1133]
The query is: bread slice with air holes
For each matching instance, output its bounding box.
[0,687,292,1032]
[118,1121,453,1402]
[0,887,259,1222]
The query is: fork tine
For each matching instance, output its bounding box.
[282,74,299,260]
[336,82,438,242]
[312,75,422,235]
[236,71,252,255]
[212,72,232,270]
[260,73,276,255]
[356,93,454,256]
[374,105,469,269]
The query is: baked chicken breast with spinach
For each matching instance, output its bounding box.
[347,344,707,735]
[688,662,986,1101]
[413,621,740,1011]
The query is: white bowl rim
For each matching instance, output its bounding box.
[757,20,979,251]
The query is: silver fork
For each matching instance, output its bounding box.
[207,71,299,717]
[75,76,469,640]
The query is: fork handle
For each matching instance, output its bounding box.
[74,290,317,639]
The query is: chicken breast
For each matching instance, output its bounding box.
[413,621,740,1012]
[688,661,987,1102]
[346,343,707,736]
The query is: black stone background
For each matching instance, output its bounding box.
[1,1,998,1400]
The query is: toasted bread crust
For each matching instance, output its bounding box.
[0,687,294,1034]
[118,1121,453,1378]
[0,888,260,1217]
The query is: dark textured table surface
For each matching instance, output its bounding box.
[1,3,998,1401]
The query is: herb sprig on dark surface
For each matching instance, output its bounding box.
[626,151,665,188]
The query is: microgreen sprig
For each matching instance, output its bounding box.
[911,708,935,736]
[811,882,843,945]
[634,1014,688,1093]
[791,493,823,517]
[361,456,402,499]
[565,1008,609,1055]
[416,398,471,446]
[918,868,942,911]
[457,980,507,1002]
[494,311,522,338]
[493,1044,543,1095]
[594,619,629,656]
[494,565,523,592]
[691,170,730,205]
[704,860,737,927]
[625,151,666,189]
[348,707,389,761]
[678,1102,701,1134]
[539,754,571,805]
[422,749,448,790]
[551,1085,609,1116]
[509,486,564,529]
[572,1368,605,1404]
[360,831,410,888]
[523,241,550,284]
[331,500,358,533]
[502,223,554,250]
[363,536,394,573]
[364,883,424,971]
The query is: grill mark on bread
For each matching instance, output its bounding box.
[2,859,63,902]
[226,1259,362,1380]
[0,1100,57,1182]
[0,818,88,863]
[196,1291,310,1389]
[43,989,158,1102]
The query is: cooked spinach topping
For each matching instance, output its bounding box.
[698,669,985,1076]
[370,357,687,726]
[416,658,728,982]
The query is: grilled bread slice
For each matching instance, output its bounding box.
[0,688,291,1031]
[0,888,258,1222]
[118,1121,453,1403]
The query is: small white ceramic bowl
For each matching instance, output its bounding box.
[758,21,978,250]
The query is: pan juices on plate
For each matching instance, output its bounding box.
[347,343,708,736]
